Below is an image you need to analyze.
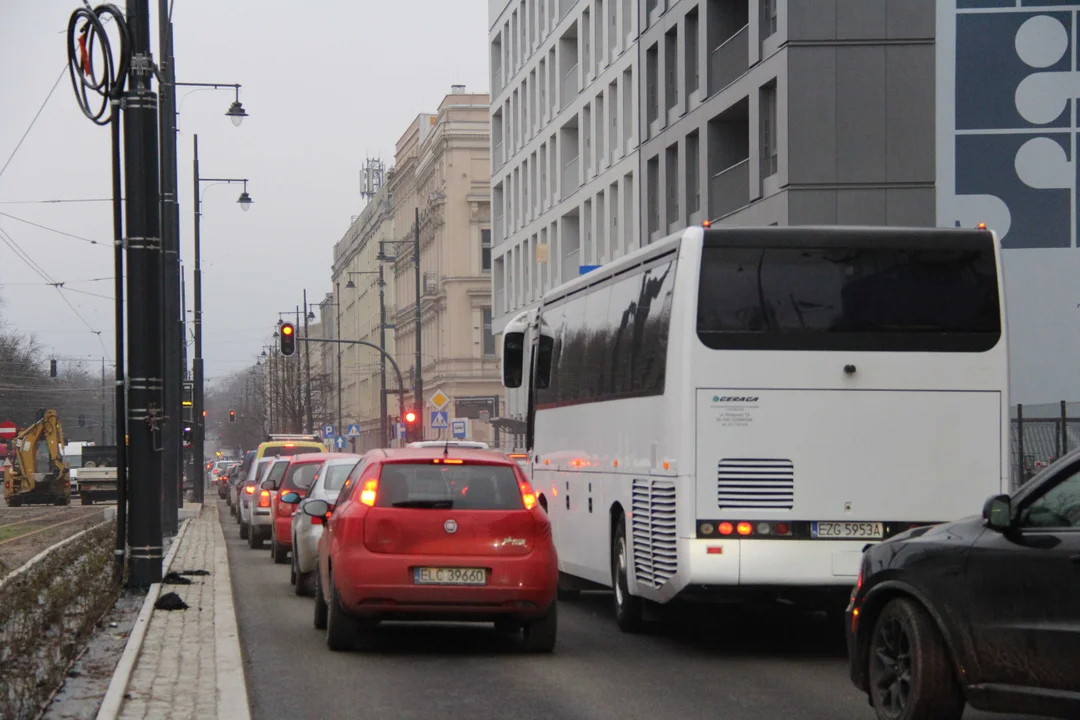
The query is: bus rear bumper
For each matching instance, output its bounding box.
[685,537,867,587]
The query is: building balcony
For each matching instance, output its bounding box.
[708,25,748,97]
[560,64,579,109]
[709,158,750,219]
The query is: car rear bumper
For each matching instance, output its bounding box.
[295,524,321,574]
[334,547,557,620]
[273,516,292,546]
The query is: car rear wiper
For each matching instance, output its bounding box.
[390,500,453,509]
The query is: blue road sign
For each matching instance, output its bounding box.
[346,424,361,437]
[430,410,449,429]
[451,419,467,439]
[579,264,601,275]
[395,422,405,440]
[322,424,335,438]
[334,435,346,450]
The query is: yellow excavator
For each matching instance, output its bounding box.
[3,409,71,507]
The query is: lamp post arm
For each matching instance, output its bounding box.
[298,336,407,428]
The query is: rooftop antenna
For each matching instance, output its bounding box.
[443,440,450,457]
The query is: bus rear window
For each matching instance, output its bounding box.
[696,242,1001,352]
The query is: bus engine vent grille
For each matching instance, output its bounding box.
[630,478,677,589]
[717,459,794,510]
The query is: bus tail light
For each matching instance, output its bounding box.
[718,522,734,535]
[736,522,753,536]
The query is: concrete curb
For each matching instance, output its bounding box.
[94,514,192,720]
[211,504,252,720]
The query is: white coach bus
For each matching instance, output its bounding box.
[500,224,1008,631]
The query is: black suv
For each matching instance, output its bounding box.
[846,449,1080,720]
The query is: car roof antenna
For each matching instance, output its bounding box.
[443,440,449,457]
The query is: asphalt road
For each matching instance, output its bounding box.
[219,502,1047,720]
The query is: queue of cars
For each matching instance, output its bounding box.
[226,437,558,653]
[220,435,1079,716]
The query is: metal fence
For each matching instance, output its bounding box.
[1011,400,1080,486]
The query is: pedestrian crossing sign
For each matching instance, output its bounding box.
[347,424,361,437]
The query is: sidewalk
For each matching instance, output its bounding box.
[98,502,250,720]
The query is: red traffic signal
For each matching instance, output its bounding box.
[403,409,421,442]
[279,322,296,356]
[404,410,417,424]
[229,410,236,423]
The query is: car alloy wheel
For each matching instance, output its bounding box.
[868,598,964,720]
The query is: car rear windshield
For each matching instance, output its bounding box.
[262,445,321,458]
[376,463,524,510]
[696,234,1001,352]
[324,462,355,493]
[266,461,288,484]
[283,461,323,491]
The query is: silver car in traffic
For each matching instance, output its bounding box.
[286,455,362,595]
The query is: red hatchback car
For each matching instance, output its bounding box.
[269,453,357,564]
[306,447,558,652]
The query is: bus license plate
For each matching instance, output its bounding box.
[811,522,883,540]
[413,567,487,585]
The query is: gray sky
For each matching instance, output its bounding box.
[0,0,488,386]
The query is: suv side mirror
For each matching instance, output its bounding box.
[280,491,301,504]
[983,494,1012,532]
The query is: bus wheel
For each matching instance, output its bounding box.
[611,515,645,633]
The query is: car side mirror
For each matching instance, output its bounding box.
[280,491,301,504]
[260,479,277,491]
[302,499,330,517]
[983,494,1012,532]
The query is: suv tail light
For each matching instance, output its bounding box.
[258,490,271,508]
[244,485,255,495]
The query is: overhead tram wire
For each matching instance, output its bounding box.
[0,66,68,182]
[0,211,109,246]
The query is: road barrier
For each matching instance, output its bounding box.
[0,520,118,720]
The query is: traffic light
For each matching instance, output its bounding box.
[279,322,296,356]
[183,426,193,448]
[403,408,421,443]
[229,410,236,423]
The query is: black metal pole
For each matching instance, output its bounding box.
[100,358,106,445]
[378,266,388,446]
[110,102,129,581]
[303,290,314,434]
[124,0,163,589]
[295,307,302,433]
[192,134,205,503]
[414,208,423,440]
[158,5,179,534]
[336,281,342,436]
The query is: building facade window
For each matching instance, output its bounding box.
[482,307,496,355]
[761,82,778,180]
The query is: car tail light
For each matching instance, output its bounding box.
[518,478,537,510]
[359,478,378,507]
[258,490,271,508]
[244,486,255,495]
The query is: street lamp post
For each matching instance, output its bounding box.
[303,291,314,435]
[345,269,392,445]
[192,133,252,502]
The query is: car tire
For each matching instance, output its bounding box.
[249,525,264,550]
[272,535,288,564]
[611,515,645,633]
[868,598,965,720]
[522,602,557,653]
[313,568,328,630]
[326,572,360,652]
[290,551,298,586]
[239,518,248,540]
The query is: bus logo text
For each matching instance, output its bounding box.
[713,396,759,403]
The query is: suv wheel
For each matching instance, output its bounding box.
[868,598,964,720]
[239,518,248,540]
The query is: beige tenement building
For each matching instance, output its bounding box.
[331,87,502,450]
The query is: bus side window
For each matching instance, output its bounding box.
[535,334,554,389]
[502,331,525,388]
